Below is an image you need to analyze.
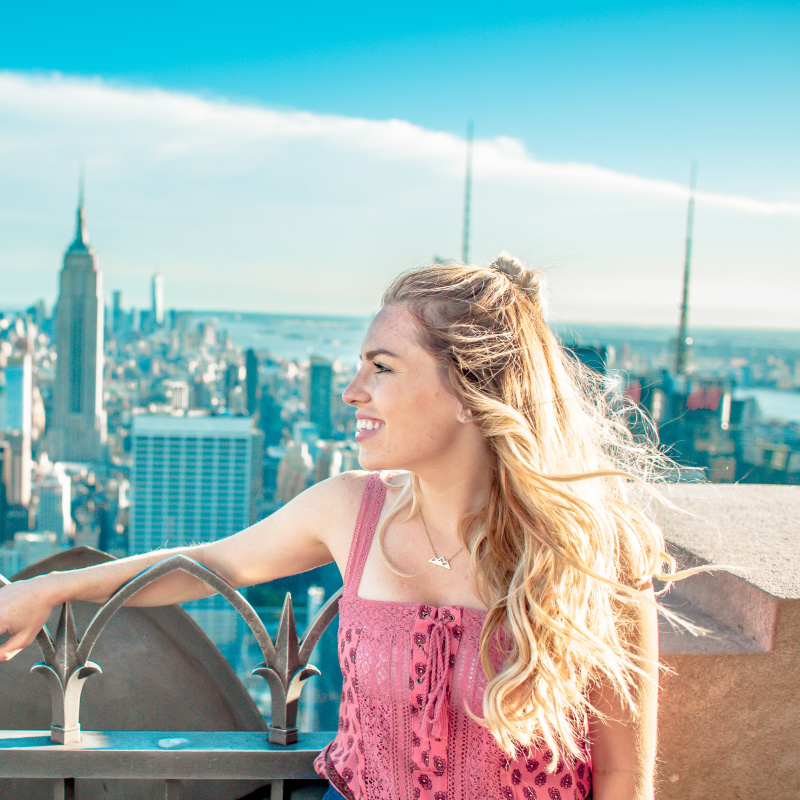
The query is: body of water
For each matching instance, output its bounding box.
[190,311,371,366]
[733,388,800,424]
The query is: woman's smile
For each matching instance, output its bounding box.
[355,417,386,442]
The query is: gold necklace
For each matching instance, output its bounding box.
[419,508,463,570]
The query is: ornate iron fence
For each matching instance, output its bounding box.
[0,555,341,800]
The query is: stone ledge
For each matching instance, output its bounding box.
[657,591,764,655]
[656,483,800,600]
[654,483,798,655]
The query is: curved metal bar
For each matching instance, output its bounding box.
[298,587,341,665]
[77,555,276,665]
[0,570,56,662]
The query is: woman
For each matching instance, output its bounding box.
[0,254,673,800]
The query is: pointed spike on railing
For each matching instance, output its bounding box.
[53,602,81,686]
[30,600,103,745]
[275,593,300,676]
[251,588,340,743]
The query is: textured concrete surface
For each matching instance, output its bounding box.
[656,483,800,599]
[654,484,799,800]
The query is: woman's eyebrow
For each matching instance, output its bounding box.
[362,348,400,361]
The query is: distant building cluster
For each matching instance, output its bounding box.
[569,342,800,484]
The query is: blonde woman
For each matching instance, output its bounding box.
[0,255,673,800]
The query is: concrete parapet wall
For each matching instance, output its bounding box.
[666,551,779,650]
[655,484,800,799]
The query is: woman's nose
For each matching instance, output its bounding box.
[342,372,368,407]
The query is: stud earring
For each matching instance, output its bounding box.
[459,410,472,423]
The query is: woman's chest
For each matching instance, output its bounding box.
[356,534,487,610]
[337,597,488,716]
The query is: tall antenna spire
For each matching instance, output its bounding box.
[72,164,90,250]
[674,161,697,375]
[461,120,473,263]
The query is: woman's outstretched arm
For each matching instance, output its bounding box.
[588,585,660,800]
[0,470,367,662]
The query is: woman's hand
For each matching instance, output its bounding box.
[0,573,61,661]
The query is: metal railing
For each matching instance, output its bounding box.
[0,556,341,800]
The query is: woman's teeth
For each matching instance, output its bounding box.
[356,419,385,431]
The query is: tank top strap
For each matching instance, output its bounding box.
[343,472,387,596]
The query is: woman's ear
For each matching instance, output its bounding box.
[458,409,473,423]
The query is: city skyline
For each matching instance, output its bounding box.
[1,2,798,328]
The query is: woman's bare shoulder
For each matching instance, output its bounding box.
[316,469,373,501]
[302,471,372,567]
[291,469,405,537]
[294,470,373,530]
[311,469,408,499]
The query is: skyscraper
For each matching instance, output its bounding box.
[308,355,333,439]
[151,273,164,327]
[4,354,32,436]
[2,432,31,507]
[112,290,124,336]
[129,413,255,663]
[49,185,107,463]
[35,466,72,543]
[245,349,259,415]
[259,389,283,447]
[224,363,241,411]
[129,414,253,554]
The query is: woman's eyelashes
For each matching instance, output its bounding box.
[356,355,392,374]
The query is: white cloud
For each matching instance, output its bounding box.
[0,70,797,326]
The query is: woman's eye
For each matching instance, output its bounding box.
[374,362,390,373]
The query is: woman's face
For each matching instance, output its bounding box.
[342,304,468,473]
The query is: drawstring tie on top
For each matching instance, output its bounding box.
[419,617,453,742]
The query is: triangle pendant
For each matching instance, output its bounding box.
[428,555,451,569]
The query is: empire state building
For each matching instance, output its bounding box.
[49,187,107,463]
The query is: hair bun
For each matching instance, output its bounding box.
[489,252,540,293]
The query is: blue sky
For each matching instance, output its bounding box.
[1,1,798,326]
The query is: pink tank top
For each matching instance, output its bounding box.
[314,473,592,800]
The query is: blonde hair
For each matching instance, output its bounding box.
[378,254,684,765]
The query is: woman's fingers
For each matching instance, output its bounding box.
[0,629,35,661]
[0,579,53,661]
